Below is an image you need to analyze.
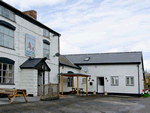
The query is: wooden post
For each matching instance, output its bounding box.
[86,77,88,95]
[61,75,63,95]
[77,76,79,96]
[72,76,74,94]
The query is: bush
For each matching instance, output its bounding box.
[141,93,150,98]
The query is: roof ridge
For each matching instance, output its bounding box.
[62,51,142,56]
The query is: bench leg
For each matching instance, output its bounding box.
[10,95,16,104]
[7,95,11,100]
[23,91,28,102]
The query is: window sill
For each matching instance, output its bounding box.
[0,83,15,85]
[0,45,15,50]
[111,84,119,86]
[126,85,134,86]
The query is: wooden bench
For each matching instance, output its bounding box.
[0,88,28,104]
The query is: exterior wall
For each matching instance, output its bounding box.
[0,8,59,96]
[139,63,144,94]
[60,64,144,95]
[60,66,80,92]
[18,69,38,96]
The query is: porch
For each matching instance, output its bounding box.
[59,73,91,96]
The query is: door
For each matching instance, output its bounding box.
[38,71,45,96]
[97,77,104,93]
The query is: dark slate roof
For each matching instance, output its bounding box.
[64,52,142,65]
[60,55,81,69]
[20,58,51,71]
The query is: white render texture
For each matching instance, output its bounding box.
[60,64,144,95]
[0,13,59,96]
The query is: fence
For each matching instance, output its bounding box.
[40,83,59,100]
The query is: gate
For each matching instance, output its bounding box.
[40,83,59,100]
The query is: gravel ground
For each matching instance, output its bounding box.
[0,95,149,113]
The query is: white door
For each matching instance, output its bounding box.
[97,77,104,93]
[38,71,44,96]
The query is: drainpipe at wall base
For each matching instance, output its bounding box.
[137,64,140,96]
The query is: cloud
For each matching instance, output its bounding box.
[3,0,67,10]
[4,0,150,70]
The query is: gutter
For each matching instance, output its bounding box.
[137,64,140,95]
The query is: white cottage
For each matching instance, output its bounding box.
[0,1,60,96]
[60,52,145,96]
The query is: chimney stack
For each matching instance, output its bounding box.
[23,10,37,20]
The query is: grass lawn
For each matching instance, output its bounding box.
[141,93,150,98]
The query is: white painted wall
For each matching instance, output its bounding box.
[60,64,144,95]
[0,11,59,96]
[60,66,80,92]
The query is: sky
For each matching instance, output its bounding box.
[3,0,150,71]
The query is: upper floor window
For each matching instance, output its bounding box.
[43,29,50,38]
[0,25,14,49]
[43,40,50,59]
[0,6,15,21]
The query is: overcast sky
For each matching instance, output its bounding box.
[3,0,150,71]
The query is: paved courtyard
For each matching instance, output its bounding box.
[0,95,150,113]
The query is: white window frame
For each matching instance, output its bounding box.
[126,76,134,86]
[0,63,14,84]
[111,76,119,86]
[0,5,15,21]
[82,78,86,84]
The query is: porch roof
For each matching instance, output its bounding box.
[58,73,91,77]
[20,57,51,71]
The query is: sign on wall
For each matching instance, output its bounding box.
[25,34,36,57]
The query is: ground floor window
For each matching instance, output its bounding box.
[111,76,119,85]
[68,77,72,87]
[126,76,134,86]
[0,63,14,84]
[82,78,86,84]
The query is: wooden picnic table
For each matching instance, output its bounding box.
[0,88,28,104]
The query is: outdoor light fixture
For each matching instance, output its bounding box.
[53,53,60,57]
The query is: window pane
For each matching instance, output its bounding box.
[0,34,4,46]
[8,37,14,48]
[131,77,134,85]
[4,8,9,18]
[3,71,8,78]
[112,77,114,84]
[3,64,7,70]
[9,72,13,77]
[0,6,2,15]
[0,26,3,33]
[0,77,2,83]
[82,78,86,84]
[9,65,13,72]
[127,77,129,85]
[0,63,1,70]
[9,29,14,37]
[0,71,1,76]
[115,77,118,85]
[4,27,9,35]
